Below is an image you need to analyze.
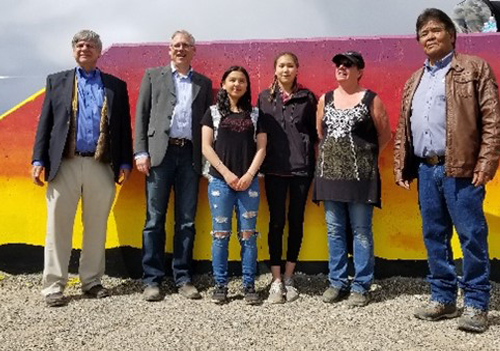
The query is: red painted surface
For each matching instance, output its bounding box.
[2,34,500,260]
[5,34,500,178]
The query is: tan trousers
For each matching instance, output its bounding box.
[41,156,115,296]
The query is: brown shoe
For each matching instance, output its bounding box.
[414,301,458,321]
[84,284,110,299]
[322,287,348,303]
[243,286,261,305]
[347,292,371,307]
[143,285,162,302]
[45,292,67,307]
[458,307,488,333]
[178,283,201,299]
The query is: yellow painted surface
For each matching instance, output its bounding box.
[3,145,500,261]
[0,89,45,121]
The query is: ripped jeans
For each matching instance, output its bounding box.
[324,201,374,294]
[208,177,260,288]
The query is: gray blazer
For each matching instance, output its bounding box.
[134,66,212,174]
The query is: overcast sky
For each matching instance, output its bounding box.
[0,0,458,115]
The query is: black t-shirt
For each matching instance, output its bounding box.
[201,109,266,179]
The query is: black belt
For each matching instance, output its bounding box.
[75,151,95,157]
[169,138,191,147]
[419,155,445,166]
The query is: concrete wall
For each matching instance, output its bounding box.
[1,34,500,272]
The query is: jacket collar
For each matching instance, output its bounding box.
[170,62,193,78]
[161,65,201,102]
[66,68,114,124]
[101,72,114,123]
[450,52,465,73]
[275,85,310,102]
[424,51,454,71]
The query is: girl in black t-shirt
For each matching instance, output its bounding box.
[201,66,267,305]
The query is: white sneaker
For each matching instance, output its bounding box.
[284,278,299,302]
[267,280,285,304]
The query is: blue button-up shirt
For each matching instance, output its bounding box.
[33,67,130,170]
[410,51,453,158]
[75,67,104,153]
[169,62,193,140]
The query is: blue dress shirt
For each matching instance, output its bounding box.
[33,67,130,170]
[169,63,193,140]
[410,51,453,158]
[75,67,104,153]
[134,63,193,161]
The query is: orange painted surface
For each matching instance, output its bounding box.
[2,35,500,261]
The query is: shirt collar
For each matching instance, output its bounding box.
[424,51,454,71]
[76,66,100,79]
[171,62,192,79]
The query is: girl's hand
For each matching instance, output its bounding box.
[236,172,253,191]
[223,171,239,190]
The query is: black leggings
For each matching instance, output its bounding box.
[265,175,312,266]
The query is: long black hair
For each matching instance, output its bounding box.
[216,66,252,117]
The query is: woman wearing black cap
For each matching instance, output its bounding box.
[314,51,391,307]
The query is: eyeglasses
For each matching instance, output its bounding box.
[171,42,193,50]
[335,60,353,68]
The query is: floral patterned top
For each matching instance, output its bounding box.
[313,89,381,207]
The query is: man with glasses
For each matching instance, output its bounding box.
[135,30,212,301]
[393,8,500,333]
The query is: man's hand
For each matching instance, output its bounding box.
[396,179,410,190]
[118,169,131,185]
[32,165,45,187]
[472,171,491,187]
[135,156,151,176]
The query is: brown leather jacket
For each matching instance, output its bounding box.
[394,52,500,182]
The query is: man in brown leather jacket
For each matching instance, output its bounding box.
[393,8,500,333]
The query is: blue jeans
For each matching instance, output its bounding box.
[208,177,260,288]
[142,144,199,286]
[324,201,374,294]
[417,163,490,311]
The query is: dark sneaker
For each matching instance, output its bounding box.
[178,283,201,300]
[347,292,371,307]
[458,306,488,333]
[284,278,299,303]
[322,287,348,303]
[211,285,228,305]
[414,301,459,321]
[267,280,285,304]
[243,286,261,305]
[84,284,110,299]
[45,292,67,307]
[143,285,162,302]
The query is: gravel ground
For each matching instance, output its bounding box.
[0,272,499,351]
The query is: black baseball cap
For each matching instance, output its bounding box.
[332,51,365,69]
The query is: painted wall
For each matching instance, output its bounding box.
[1,34,500,264]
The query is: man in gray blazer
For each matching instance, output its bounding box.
[134,30,212,301]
